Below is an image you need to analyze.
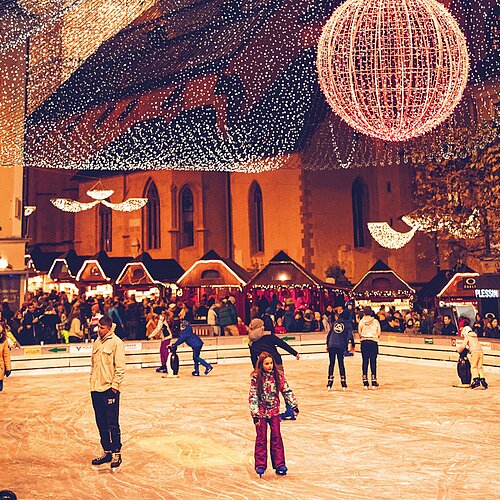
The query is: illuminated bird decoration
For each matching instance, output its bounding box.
[367,222,418,249]
[50,186,148,213]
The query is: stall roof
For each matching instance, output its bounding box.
[116,252,184,286]
[246,251,330,288]
[25,246,63,273]
[352,260,415,297]
[76,251,132,282]
[436,271,500,298]
[177,250,252,287]
[48,249,91,280]
[417,265,476,299]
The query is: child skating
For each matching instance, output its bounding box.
[249,351,299,477]
[457,324,488,389]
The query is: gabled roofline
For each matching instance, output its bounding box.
[76,259,111,282]
[116,262,163,286]
[352,268,416,294]
[437,272,480,298]
[177,259,247,286]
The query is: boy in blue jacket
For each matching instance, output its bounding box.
[171,321,213,376]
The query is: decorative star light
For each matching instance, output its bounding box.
[317,0,469,141]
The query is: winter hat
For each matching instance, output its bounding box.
[180,320,189,330]
[363,306,373,316]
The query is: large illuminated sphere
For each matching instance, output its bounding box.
[317,0,469,142]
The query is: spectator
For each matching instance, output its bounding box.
[108,301,125,339]
[473,314,484,337]
[289,311,305,333]
[124,295,144,340]
[68,306,85,343]
[218,298,239,336]
[404,318,418,335]
[207,302,221,337]
[484,318,499,339]
[275,317,286,334]
[236,317,249,336]
[432,315,444,335]
[441,315,458,336]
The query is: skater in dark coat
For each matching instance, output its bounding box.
[171,321,213,376]
[326,310,352,390]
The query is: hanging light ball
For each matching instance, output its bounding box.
[317,0,469,142]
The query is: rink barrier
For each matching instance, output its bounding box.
[8,332,500,374]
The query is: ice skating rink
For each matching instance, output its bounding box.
[2,356,500,499]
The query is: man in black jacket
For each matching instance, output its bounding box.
[441,315,458,336]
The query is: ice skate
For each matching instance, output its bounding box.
[371,377,379,389]
[155,366,167,373]
[191,371,200,376]
[275,466,288,476]
[341,376,347,391]
[326,376,333,391]
[480,378,488,389]
[91,452,112,467]
[256,467,265,478]
[204,365,213,375]
[470,378,481,390]
[162,373,179,378]
[110,452,122,472]
[362,376,369,389]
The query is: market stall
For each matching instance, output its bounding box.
[25,246,63,295]
[75,251,132,297]
[351,260,415,312]
[176,250,251,319]
[47,249,88,299]
[115,252,184,302]
[437,272,500,321]
[245,251,348,314]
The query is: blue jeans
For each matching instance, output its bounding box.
[192,345,210,373]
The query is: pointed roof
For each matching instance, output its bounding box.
[26,246,63,273]
[177,250,251,287]
[246,251,328,288]
[76,251,132,282]
[48,249,91,280]
[369,259,392,272]
[352,260,415,297]
[116,252,184,285]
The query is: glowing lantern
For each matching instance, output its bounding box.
[317,0,469,142]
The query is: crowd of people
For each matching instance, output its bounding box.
[0,289,499,350]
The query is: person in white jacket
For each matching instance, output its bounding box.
[457,324,488,389]
[358,306,381,389]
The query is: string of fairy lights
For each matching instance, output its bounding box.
[0,0,498,173]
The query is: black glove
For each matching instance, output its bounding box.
[5,370,11,377]
[253,416,259,424]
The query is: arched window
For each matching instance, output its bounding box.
[180,187,194,248]
[352,178,368,248]
[249,182,264,254]
[145,181,160,249]
[99,204,112,252]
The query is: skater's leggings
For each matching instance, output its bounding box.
[192,346,210,372]
[470,352,485,378]
[361,340,378,378]
[91,389,121,453]
[254,415,285,470]
[160,339,172,374]
[328,347,346,378]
